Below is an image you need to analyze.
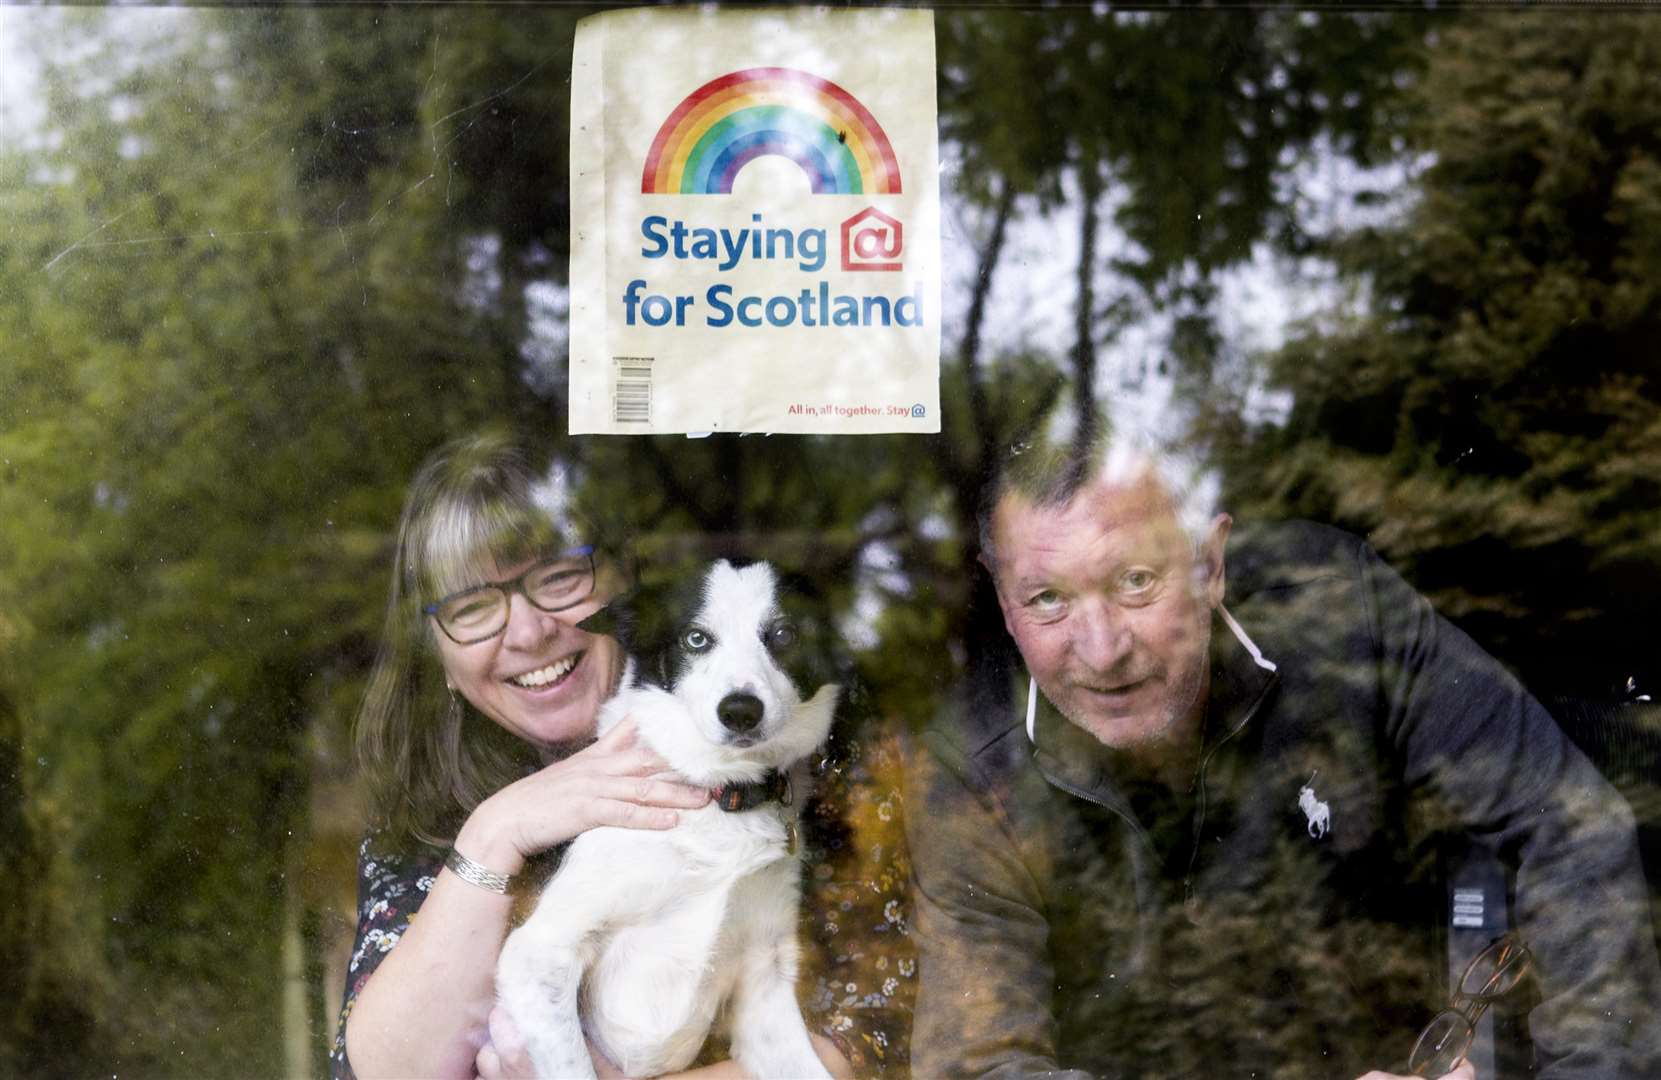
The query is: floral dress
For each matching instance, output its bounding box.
[329,838,445,1079]
[329,728,915,1078]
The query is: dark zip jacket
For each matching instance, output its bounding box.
[906,522,1659,1080]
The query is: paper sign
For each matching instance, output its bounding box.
[569,7,940,434]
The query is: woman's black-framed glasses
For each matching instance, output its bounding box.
[1408,933,1533,1078]
[423,545,596,645]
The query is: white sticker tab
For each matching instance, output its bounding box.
[569,7,941,435]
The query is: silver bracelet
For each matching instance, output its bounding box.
[444,848,514,894]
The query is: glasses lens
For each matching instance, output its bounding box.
[525,555,594,612]
[437,588,507,641]
[1461,936,1532,998]
[1409,1011,1473,1078]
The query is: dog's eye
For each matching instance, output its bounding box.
[768,622,799,650]
[682,628,712,651]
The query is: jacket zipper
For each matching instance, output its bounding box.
[1036,765,1158,860]
[1183,679,1278,914]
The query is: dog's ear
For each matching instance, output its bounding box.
[577,593,632,645]
[595,573,694,689]
[621,581,679,652]
[774,569,827,604]
[775,587,842,685]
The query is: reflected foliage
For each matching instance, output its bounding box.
[0,6,1653,1075]
[1225,13,1661,695]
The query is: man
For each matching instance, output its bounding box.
[905,431,1660,1080]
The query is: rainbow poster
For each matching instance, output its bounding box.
[641,68,902,196]
[569,8,940,435]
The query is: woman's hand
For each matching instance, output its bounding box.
[475,1008,628,1079]
[1354,1060,1476,1080]
[455,717,710,876]
[474,1007,850,1080]
[475,1007,534,1080]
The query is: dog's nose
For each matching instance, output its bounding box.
[717,692,764,734]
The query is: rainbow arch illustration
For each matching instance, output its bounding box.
[642,67,901,196]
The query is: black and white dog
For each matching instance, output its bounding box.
[495,559,844,1079]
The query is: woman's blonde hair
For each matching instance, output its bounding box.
[354,432,595,850]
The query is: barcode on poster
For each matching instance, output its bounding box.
[613,357,653,423]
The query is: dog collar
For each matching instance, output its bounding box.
[709,772,800,855]
[710,771,792,812]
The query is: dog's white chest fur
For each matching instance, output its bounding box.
[497,691,832,1079]
[523,797,803,1077]
[592,809,803,1062]
[495,559,839,1080]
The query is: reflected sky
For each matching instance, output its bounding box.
[3,4,1407,444]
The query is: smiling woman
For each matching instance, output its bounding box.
[331,433,906,1080]
[426,547,621,749]
[353,434,635,849]
[335,433,719,1079]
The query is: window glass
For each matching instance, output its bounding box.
[2,4,1656,1076]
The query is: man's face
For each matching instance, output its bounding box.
[987,469,1229,756]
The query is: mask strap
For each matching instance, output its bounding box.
[1218,604,1277,672]
[1025,676,1039,744]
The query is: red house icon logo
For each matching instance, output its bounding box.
[840,207,903,272]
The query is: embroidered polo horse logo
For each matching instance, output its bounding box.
[1298,771,1331,839]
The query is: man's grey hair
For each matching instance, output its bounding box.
[977,424,1218,575]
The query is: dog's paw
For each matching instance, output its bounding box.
[732,1026,835,1080]
[524,1038,597,1080]
[496,932,596,1079]
[492,1001,594,1080]
[737,1049,834,1080]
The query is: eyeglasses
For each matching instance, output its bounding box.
[423,546,596,645]
[1408,933,1533,1078]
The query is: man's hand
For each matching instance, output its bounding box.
[1354,1060,1476,1080]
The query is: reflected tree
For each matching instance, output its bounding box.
[8,6,1648,1076]
[1226,12,1661,694]
[1,8,552,1073]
